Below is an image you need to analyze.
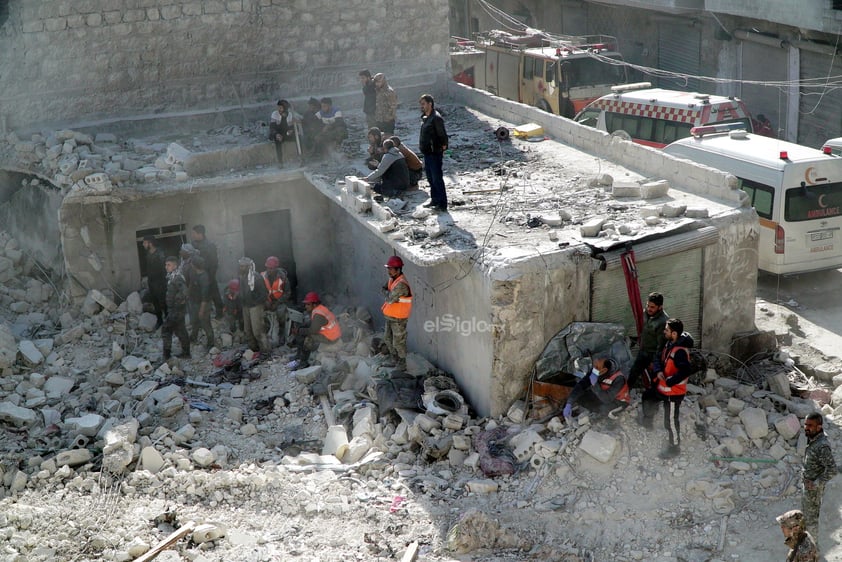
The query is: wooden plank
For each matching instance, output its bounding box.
[400,541,419,562]
[135,521,196,562]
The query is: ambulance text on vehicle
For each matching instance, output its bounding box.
[575,84,754,148]
[451,29,627,118]
[664,126,842,275]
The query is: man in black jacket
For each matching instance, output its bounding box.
[142,235,167,328]
[190,224,224,318]
[162,256,190,361]
[418,94,449,212]
[359,69,377,129]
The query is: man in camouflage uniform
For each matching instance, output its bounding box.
[162,256,190,361]
[776,509,818,562]
[802,412,837,539]
[381,256,412,371]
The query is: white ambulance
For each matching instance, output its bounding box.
[574,83,754,148]
[664,125,842,275]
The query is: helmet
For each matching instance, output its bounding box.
[302,291,321,304]
[180,243,196,256]
[227,279,240,292]
[265,256,280,269]
[385,256,404,268]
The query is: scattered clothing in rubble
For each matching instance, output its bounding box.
[473,427,516,477]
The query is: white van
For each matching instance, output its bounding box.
[822,137,842,156]
[664,126,842,275]
[575,83,754,148]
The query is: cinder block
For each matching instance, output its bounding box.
[738,407,769,439]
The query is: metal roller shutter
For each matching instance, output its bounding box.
[590,227,717,346]
[740,42,788,140]
[798,50,842,149]
[657,23,701,92]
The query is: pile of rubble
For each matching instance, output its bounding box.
[0,234,840,560]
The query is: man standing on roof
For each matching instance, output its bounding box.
[289,292,341,369]
[359,69,377,129]
[381,256,412,371]
[628,292,668,389]
[373,73,398,134]
[419,94,449,212]
[641,318,693,459]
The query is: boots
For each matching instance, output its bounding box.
[395,357,407,371]
[659,444,681,459]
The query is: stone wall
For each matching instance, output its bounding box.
[0,0,450,131]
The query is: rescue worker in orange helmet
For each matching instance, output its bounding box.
[641,318,694,459]
[562,357,630,419]
[261,256,290,347]
[288,292,341,369]
[381,255,412,371]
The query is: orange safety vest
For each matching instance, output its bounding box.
[381,274,412,319]
[657,345,688,396]
[312,304,341,341]
[601,370,631,404]
[262,271,285,301]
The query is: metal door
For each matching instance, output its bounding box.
[242,209,297,300]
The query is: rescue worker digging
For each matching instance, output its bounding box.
[289,292,341,369]
[563,357,630,419]
[381,256,412,371]
[641,318,693,459]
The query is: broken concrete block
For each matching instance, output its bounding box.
[769,443,788,460]
[89,289,117,312]
[9,302,29,314]
[685,206,710,219]
[0,402,38,426]
[579,430,618,463]
[166,142,191,165]
[44,376,75,399]
[137,312,158,332]
[352,404,377,439]
[726,398,745,415]
[55,448,93,467]
[126,291,144,314]
[192,447,216,468]
[322,425,349,459]
[344,435,372,464]
[33,339,54,357]
[739,407,769,439]
[18,340,44,366]
[465,479,499,494]
[293,365,322,384]
[9,470,28,494]
[64,413,104,437]
[83,173,113,192]
[192,523,227,544]
[230,384,245,399]
[611,183,641,198]
[81,293,102,316]
[413,413,441,433]
[510,429,543,463]
[240,423,258,436]
[131,380,158,400]
[140,446,165,474]
[774,414,801,440]
[579,217,605,238]
[640,180,670,199]
[121,355,145,372]
[660,203,687,218]
[644,215,661,226]
[371,201,393,222]
[0,323,16,369]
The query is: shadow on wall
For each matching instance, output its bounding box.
[0,169,64,271]
[0,1,8,28]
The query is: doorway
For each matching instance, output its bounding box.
[241,210,297,300]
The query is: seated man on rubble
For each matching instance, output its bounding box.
[287,292,341,369]
[364,138,410,198]
[311,97,348,157]
[563,357,630,419]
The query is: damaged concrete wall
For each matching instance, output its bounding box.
[58,174,334,300]
[0,1,450,130]
[0,171,63,270]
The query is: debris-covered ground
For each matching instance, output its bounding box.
[1,102,841,562]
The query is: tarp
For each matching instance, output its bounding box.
[534,322,633,382]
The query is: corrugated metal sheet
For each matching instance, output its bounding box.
[799,49,842,148]
[657,23,701,92]
[591,248,703,345]
[740,41,788,139]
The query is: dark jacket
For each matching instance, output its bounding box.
[190,269,211,303]
[146,247,167,293]
[362,81,376,116]
[366,147,410,196]
[419,109,448,155]
[192,239,218,273]
[804,431,837,484]
[239,273,269,308]
[641,309,668,354]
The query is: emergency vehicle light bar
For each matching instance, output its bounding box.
[610,82,652,94]
[689,122,746,137]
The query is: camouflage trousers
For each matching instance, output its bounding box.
[383,318,408,360]
[802,482,825,538]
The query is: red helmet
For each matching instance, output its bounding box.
[227,279,240,292]
[302,291,321,304]
[265,256,280,269]
[385,256,404,268]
